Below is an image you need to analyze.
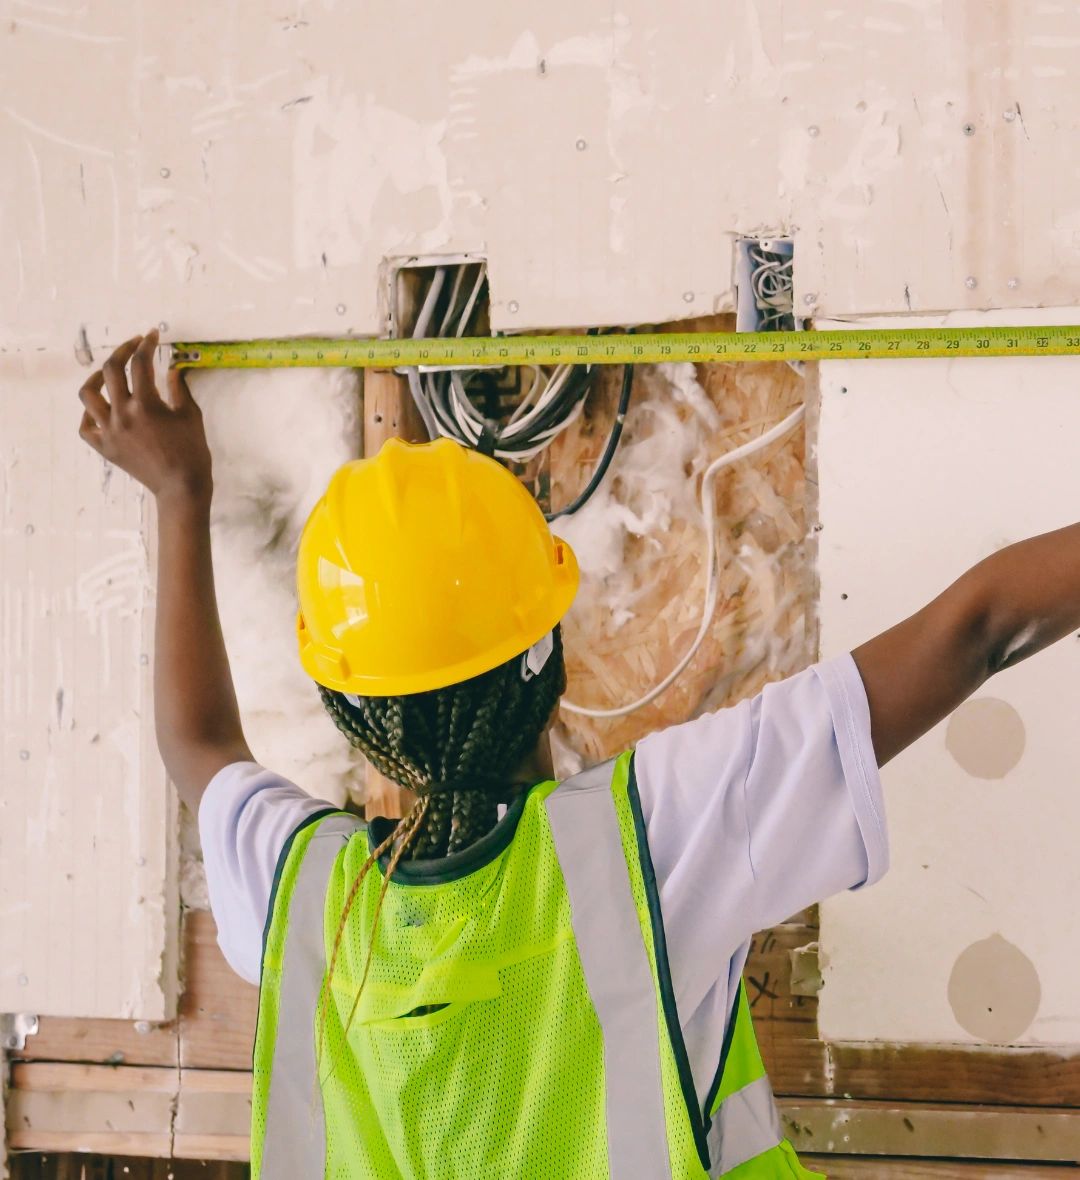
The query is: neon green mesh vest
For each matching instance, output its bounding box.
[251,753,824,1179]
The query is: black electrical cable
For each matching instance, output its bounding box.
[545,357,634,521]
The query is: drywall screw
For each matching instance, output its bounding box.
[508,300,519,314]
[137,856,147,867]
[962,123,976,136]
[807,125,820,137]
[160,167,171,178]
[19,750,29,761]
[158,321,168,332]
[139,653,149,665]
[803,293,817,305]
[25,524,34,535]
[1007,277,1020,289]
[134,1021,152,1034]
[1003,108,1017,123]
[17,973,28,986]
[683,291,694,303]
[965,275,978,289]
[575,138,588,151]
[336,303,347,315]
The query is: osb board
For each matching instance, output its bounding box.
[549,314,812,761]
[817,312,1080,1046]
[6,2,1080,346]
[0,355,176,1020]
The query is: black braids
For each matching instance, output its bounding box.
[318,625,566,860]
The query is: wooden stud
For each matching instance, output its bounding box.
[360,367,426,821]
[177,911,257,1070]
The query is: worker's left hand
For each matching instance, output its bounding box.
[77,328,213,504]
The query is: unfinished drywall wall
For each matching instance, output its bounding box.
[817,310,1080,1046]
[5,0,1080,1038]
[0,354,177,1021]
[5,1,1080,352]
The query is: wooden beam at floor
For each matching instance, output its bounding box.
[803,1160,1080,1178]
[18,910,1080,1110]
[783,1100,1080,1163]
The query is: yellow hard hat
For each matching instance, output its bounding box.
[296,437,579,696]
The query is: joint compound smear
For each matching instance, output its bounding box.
[945,697,1026,779]
[947,933,1041,1044]
[191,366,364,806]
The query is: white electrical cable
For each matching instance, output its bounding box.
[559,402,807,719]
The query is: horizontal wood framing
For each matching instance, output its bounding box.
[11,908,1080,1167]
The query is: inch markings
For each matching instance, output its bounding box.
[170,326,1080,370]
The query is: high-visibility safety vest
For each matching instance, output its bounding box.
[251,752,824,1179]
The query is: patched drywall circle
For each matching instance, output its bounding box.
[947,934,1040,1043]
[945,697,1025,779]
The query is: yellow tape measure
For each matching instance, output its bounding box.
[170,325,1080,369]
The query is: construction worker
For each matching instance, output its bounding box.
[79,330,1073,1177]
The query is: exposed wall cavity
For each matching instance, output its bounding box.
[192,366,365,804]
[550,316,812,765]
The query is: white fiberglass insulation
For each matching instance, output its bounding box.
[191,366,365,808]
[552,354,811,765]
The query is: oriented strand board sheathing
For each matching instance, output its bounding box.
[5,3,1080,346]
[550,316,812,763]
[817,311,1080,1046]
[0,355,177,1021]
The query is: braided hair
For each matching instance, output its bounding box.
[320,624,565,857]
[314,627,566,1058]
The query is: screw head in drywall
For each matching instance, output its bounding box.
[158,321,168,332]
[19,749,29,761]
[683,291,694,303]
[575,138,587,151]
[336,303,347,315]
[965,275,978,290]
[160,167,171,178]
[807,125,820,137]
[803,293,817,306]
[17,973,28,986]
[508,300,519,314]
[1003,108,1017,122]
[962,123,976,136]
[134,1021,152,1034]
[1007,277,1020,290]
[25,523,34,535]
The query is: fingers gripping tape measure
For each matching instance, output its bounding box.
[170,326,1080,370]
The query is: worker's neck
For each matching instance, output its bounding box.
[514,725,555,786]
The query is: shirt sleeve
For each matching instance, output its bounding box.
[197,762,339,984]
[634,651,887,1017]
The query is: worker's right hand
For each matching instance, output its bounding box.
[77,328,213,505]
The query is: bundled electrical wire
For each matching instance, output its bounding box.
[404,264,597,463]
[747,243,795,332]
[402,264,633,518]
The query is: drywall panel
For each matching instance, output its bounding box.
[5,1,1080,347]
[0,354,176,1020]
[817,310,1080,1046]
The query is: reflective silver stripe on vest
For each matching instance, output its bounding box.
[262,814,362,1180]
[707,1075,783,1176]
[546,760,673,1180]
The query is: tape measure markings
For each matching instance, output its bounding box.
[170,325,1080,369]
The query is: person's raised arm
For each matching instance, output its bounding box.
[852,524,1080,766]
[77,329,252,812]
